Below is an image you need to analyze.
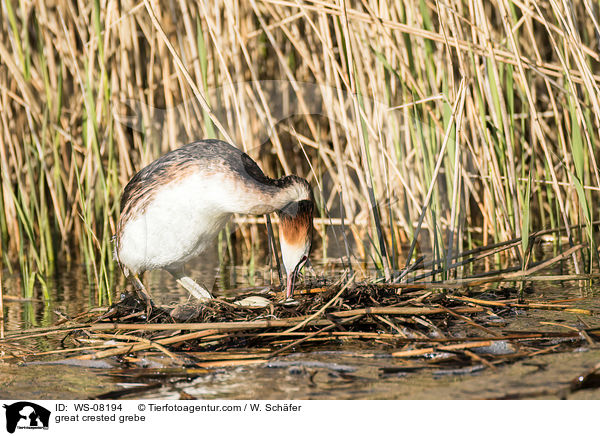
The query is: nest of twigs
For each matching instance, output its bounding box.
[3,250,600,399]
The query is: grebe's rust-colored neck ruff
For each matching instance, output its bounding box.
[114,139,313,305]
[277,193,314,298]
[278,199,313,245]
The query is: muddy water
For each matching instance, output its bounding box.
[2,242,600,400]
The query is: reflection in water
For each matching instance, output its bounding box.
[128,346,600,400]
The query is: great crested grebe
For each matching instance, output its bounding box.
[114,139,313,305]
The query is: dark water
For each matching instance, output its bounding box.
[2,237,600,400]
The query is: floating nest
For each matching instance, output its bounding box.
[2,242,600,399]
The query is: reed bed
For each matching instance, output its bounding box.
[1,0,600,299]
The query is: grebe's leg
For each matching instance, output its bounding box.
[130,274,154,317]
[167,267,212,301]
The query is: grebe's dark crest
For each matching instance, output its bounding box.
[114,139,313,305]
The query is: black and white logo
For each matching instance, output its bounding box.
[3,402,50,433]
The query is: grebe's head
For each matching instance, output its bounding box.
[277,198,314,298]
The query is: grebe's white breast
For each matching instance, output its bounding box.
[117,172,235,274]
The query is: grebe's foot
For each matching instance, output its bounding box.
[131,274,154,318]
[167,268,212,301]
[177,276,212,301]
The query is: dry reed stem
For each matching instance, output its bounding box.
[77,329,222,360]
[390,340,494,357]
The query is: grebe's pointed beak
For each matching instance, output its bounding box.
[285,255,306,299]
[286,272,296,299]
